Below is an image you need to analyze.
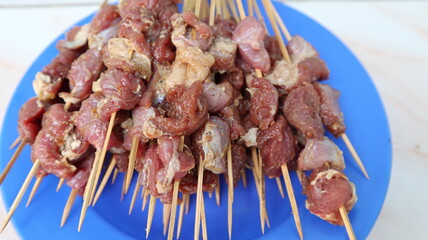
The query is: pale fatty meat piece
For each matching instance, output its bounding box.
[265,60,299,94]
[314,83,346,137]
[248,78,278,130]
[193,116,230,174]
[89,22,119,49]
[240,127,258,148]
[257,116,297,178]
[17,97,45,144]
[209,37,237,73]
[224,144,247,187]
[66,151,95,196]
[114,151,130,172]
[134,142,148,172]
[98,68,145,121]
[298,57,330,83]
[157,135,195,191]
[304,166,357,225]
[60,127,90,162]
[283,84,324,140]
[219,105,246,141]
[264,36,283,65]
[287,35,319,64]
[171,12,213,51]
[60,24,90,50]
[232,17,271,73]
[62,48,104,103]
[89,4,120,37]
[31,104,76,178]
[74,93,122,150]
[298,137,345,171]
[152,82,209,136]
[201,80,234,113]
[33,49,79,102]
[123,106,162,150]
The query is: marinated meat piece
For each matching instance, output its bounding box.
[265,60,299,94]
[141,63,171,107]
[209,37,237,73]
[224,144,247,187]
[219,68,244,90]
[287,35,319,64]
[193,116,230,174]
[97,68,145,121]
[201,81,234,113]
[114,151,129,172]
[283,84,324,140]
[89,4,120,37]
[240,127,258,148]
[298,57,330,83]
[304,166,357,225]
[171,12,213,51]
[33,49,79,101]
[139,142,162,196]
[123,106,162,150]
[180,168,218,194]
[264,36,282,64]
[31,104,76,178]
[212,18,236,39]
[17,97,45,144]
[36,167,49,178]
[89,22,119,49]
[160,47,214,93]
[134,142,147,172]
[74,93,122,150]
[152,82,209,135]
[61,48,104,103]
[153,33,176,64]
[60,25,90,50]
[248,78,278,130]
[66,152,95,196]
[298,137,345,171]
[60,128,90,162]
[232,17,270,73]
[157,135,195,191]
[219,105,245,140]
[257,116,297,178]
[103,37,152,80]
[314,83,345,137]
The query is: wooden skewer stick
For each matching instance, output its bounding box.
[215,175,220,206]
[281,164,303,240]
[341,133,369,179]
[92,156,116,206]
[167,181,181,240]
[26,176,43,207]
[241,169,247,188]
[61,189,78,227]
[163,203,171,236]
[0,139,27,185]
[121,173,127,201]
[56,178,65,192]
[227,0,239,21]
[251,0,267,30]
[64,101,72,112]
[258,150,270,228]
[185,193,190,215]
[209,0,216,26]
[339,205,356,240]
[194,160,204,240]
[0,160,40,233]
[215,0,222,19]
[125,136,139,194]
[146,195,157,239]
[112,168,119,184]
[9,137,21,150]
[227,144,234,239]
[142,188,149,212]
[89,111,117,204]
[129,173,142,215]
[176,194,186,239]
[275,177,285,199]
[250,161,264,232]
[247,0,254,17]
[200,193,208,240]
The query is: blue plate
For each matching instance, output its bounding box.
[0,1,391,240]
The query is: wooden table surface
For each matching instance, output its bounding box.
[0,1,427,239]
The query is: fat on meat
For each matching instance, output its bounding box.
[171,12,213,51]
[201,80,234,113]
[17,97,45,144]
[298,137,345,171]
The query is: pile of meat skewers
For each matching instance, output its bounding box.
[0,0,366,239]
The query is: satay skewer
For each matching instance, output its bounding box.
[241,170,247,188]
[61,189,78,227]
[176,193,186,239]
[0,160,40,233]
[227,144,234,239]
[9,137,21,150]
[112,168,119,184]
[125,136,139,194]
[142,188,149,211]
[194,159,204,240]
[26,176,43,207]
[56,178,65,192]
[146,194,157,239]
[339,205,356,240]
[163,203,171,235]
[0,139,27,185]
[92,156,116,205]
[215,175,220,206]
[167,181,180,240]
[275,177,285,198]
[129,173,142,215]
